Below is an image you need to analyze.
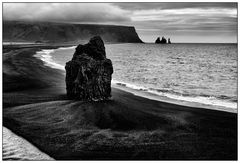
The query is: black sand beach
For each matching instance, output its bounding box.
[3,45,237,160]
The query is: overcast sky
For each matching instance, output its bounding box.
[3,3,237,43]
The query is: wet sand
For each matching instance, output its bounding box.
[3,45,237,160]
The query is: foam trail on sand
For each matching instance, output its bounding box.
[112,80,237,110]
[35,46,76,71]
[57,46,76,50]
[35,49,65,70]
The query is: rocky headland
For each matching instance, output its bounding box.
[3,21,143,43]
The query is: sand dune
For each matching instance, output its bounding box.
[3,127,54,160]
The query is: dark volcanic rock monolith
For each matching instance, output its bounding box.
[155,37,161,44]
[65,36,113,101]
[161,37,167,44]
[155,36,169,44]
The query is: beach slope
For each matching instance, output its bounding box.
[3,45,237,160]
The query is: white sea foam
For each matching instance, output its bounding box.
[35,49,65,70]
[148,89,237,109]
[112,79,148,90]
[57,46,76,50]
[35,46,77,70]
[112,80,237,110]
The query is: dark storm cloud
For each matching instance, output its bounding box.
[113,2,237,10]
[3,3,130,23]
[3,2,237,42]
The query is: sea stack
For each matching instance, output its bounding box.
[168,38,171,44]
[155,37,161,43]
[155,36,170,44]
[65,36,113,101]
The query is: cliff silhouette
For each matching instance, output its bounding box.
[3,21,143,43]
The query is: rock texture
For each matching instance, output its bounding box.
[3,21,143,43]
[65,36,113,101]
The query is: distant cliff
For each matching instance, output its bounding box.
[3,21,143,43]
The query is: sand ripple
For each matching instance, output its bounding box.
[3,127,54,160]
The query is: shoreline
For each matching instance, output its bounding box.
[112,83,237,113]
[3,44,237,160]
[35,46,237,113]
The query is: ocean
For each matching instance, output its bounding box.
[35,43,237,112]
